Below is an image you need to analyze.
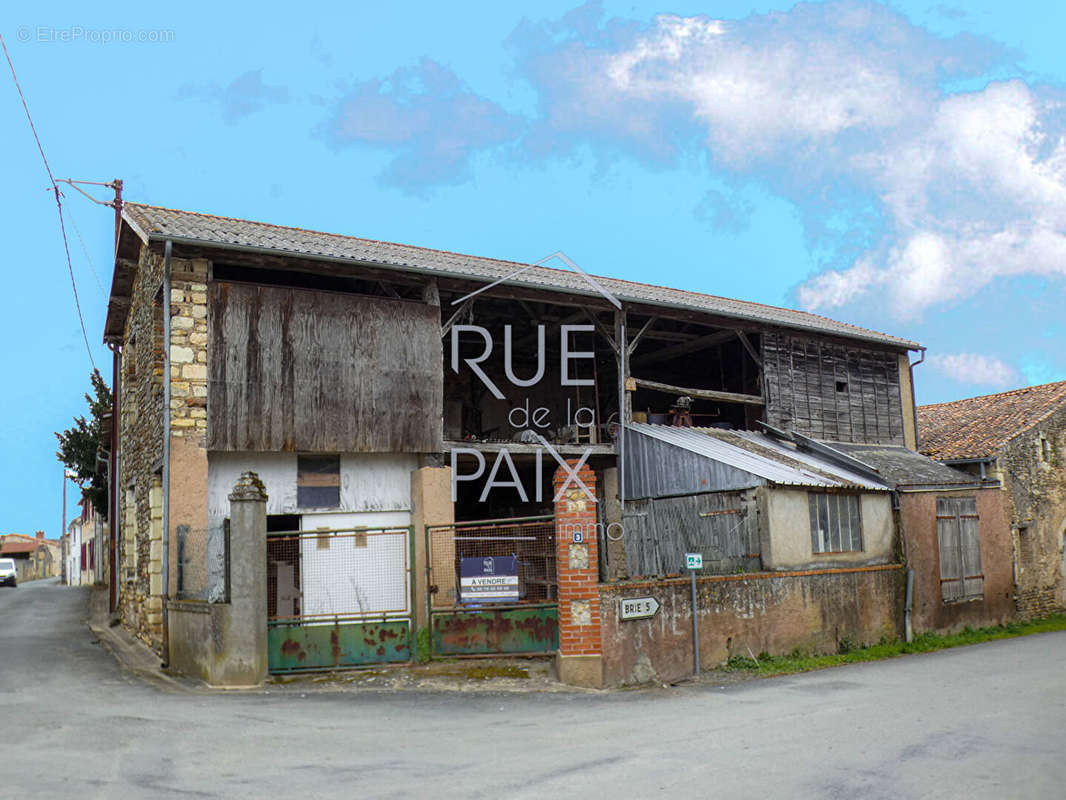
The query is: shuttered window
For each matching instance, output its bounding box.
[936,497,983,602]
[297,455,341,509]
[808,493,863,553]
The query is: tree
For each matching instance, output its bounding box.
[55,369,112,516]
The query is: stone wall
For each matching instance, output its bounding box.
[998,406,1066,618]
[118,249,211,652]
[118,244,166,648]
[600,565,903,686]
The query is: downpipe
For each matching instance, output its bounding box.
[161,239,172,665]
[904,568,915,643]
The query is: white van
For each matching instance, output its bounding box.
[0,557,16,587]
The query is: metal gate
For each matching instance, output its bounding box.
[426,516,558,657]
[267,526,414,673]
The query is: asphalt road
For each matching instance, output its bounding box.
[2,578,1064,799]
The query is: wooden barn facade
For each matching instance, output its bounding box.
[101,202,1005,684]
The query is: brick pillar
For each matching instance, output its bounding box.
[553,461,603,688]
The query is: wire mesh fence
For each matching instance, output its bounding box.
[266,527,411,622]
[427,517,556,609]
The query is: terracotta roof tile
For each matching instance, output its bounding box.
[917,381,1066,461]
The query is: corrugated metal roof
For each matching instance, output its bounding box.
[120,203,919,350]
[629,424,889,490]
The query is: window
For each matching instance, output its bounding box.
[297,455,341,508]
[937,497,983,602]
[1040,436,1052,462]
[808,493,863,553]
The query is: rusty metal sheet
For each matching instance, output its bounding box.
[431,605,558,656]
[268,619,410,673]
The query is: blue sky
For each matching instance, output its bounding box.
[3,0,1065,535]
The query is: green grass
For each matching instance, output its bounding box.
[720,614,1066,677]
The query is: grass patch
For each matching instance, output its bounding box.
[720,614,1066,677]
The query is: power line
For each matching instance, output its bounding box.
[67,206,107,298]
[1,31,96,371]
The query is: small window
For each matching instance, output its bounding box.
[809,493,863,553]
[835,380,848,393]
[297,455,341,509]
[1041,437,1051,462]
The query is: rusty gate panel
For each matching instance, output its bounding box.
[267,526,413,673]
[268,619,410,672]
[431,605,558,656]
[426,516,558,657]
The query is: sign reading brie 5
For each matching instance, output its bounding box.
[619,596,660,621]
[460,556,519,603]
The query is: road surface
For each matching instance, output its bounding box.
[1,578,1063,798]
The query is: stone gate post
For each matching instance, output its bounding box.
[223,471,268,686]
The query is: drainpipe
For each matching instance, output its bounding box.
[108,341,120,614]
[904,568,915,643]
[161,240,172,662]
[909,347,926,450]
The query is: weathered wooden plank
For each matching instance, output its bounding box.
[208,282,443,453]
[630,377,765,406]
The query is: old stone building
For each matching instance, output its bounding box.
[919,381,1066,618]
[102,200,990,685]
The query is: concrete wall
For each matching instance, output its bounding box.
[900,488,1015,633]
[760,488,894,570]
[601,565,902,686]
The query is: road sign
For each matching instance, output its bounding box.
[685,553,703,570]
[619,596,660,621]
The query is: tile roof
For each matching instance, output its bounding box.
[119,203,919,350]
[917,381,1066,461]
[629,423,889,490]
[829,442,979,488]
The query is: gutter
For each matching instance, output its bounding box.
[909,347,926,450]
[161,239,172,662]
[133,231,923,353]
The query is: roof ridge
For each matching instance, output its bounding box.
[918,380,1066,411]
[123,201,912,346]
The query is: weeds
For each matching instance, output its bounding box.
[720,614,1066,677]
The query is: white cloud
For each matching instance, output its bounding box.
[929,352,1020,387]
[509,1,1066,318]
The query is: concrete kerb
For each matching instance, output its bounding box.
[88,588,605,695]
[86,587,203,694]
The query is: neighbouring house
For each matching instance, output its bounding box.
[829,441,1014,633]
[62,516,81,585]
[104,200,960,686]
[0,532,60,581]
[63,497,106,587]
[919,381,1066,618]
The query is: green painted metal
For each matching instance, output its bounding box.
[430,604,559,656]
[268,618,410,673]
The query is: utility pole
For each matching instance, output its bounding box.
[61,469,68,585]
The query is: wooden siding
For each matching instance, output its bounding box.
[208,282,442,453]
[762,332,905,445]
[622,491,760,577]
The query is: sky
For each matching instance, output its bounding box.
[3,0,1065,535]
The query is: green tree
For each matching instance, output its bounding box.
[55,369,112,516]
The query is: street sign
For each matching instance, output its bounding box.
[619,596,660,621]
[685,552,703,570]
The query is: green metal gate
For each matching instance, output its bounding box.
[426,516,558,657]
[267,526,414,673]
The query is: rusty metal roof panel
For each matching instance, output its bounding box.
[628,424,889,491]
[119,203,920,350]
